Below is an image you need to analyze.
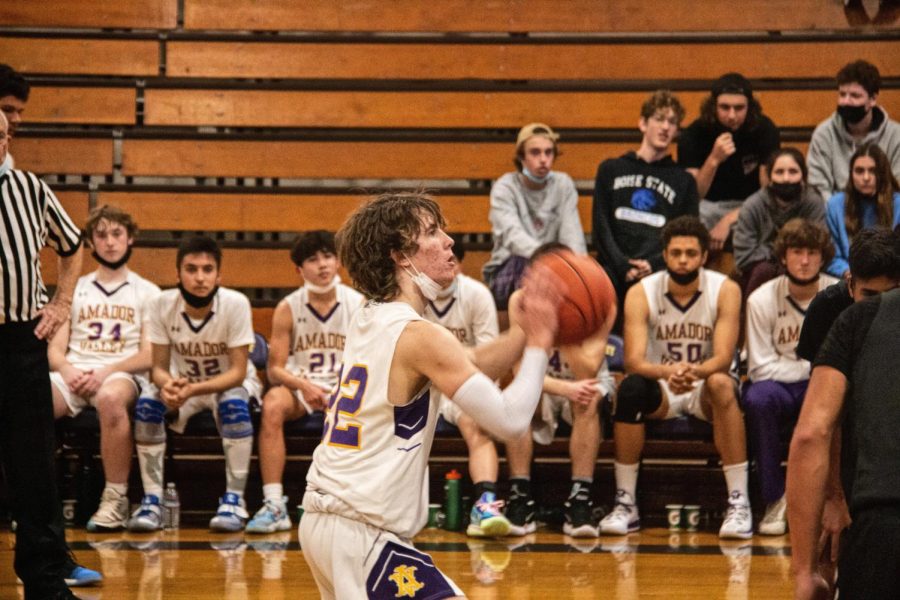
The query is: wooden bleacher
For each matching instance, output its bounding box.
[3,0,897,519]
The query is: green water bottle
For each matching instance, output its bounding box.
[443,469,463,531]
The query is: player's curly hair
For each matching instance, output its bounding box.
[773,218,835,266]
[661,215,710,253]
[82,204,138,247]
[337,192,445,301]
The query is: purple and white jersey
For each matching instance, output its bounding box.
[305,301,439,539]
[641,268,726,366]
[147,287,255,382]
[283,284,364,392]
[66,271,160,369]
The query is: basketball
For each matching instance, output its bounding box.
[534,249,617,345]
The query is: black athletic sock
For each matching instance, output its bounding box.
[569,478,593,502]
[473,480,497,499]
[509,477,531,499]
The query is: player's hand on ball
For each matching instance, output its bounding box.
[516,263,563,350]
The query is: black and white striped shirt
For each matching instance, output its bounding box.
[0,168,81,323]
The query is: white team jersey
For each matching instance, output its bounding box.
[746,273,838,383]
[146,287,255,382]
[305,301,439,539]
[66,271,161,369]
[284,284,364,391]
[546,345,615,398]
[424,274,498,348]
[641,269,727,366]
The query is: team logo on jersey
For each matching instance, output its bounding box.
[388,565,424,597]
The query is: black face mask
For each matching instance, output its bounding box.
[178,283,218,308]
[837,104,868,125]
[769,182,803,202]
[786,270,820,287]
[667,268,700,286]
[91,245,132,270]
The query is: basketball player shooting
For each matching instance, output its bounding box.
[298,192,566,599]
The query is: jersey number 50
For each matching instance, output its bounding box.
[323,364,368,449]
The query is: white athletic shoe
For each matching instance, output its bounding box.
[245,497,292,534]
[127,495,163,532]
[209,493,249,532]
[599,491,641,536]
[719,501,753,540]
[758,496,787,536]
[87,488,129,532]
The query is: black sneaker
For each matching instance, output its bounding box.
[505,492,536,536]
[564,497,599,538]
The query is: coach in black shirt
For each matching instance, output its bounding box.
[0,112,91,598]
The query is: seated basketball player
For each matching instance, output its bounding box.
[422,240,511,537]
[128,236,262,532]
[48,205,160,531]
[743,219,837,536]
[600,216,752,539]
[299,192,562,598]
[503,243,617,538]
[245,230,364,533]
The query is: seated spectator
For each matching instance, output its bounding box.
[599,216,751,539]
[245,231,363,533]
[678,73,781,251]
[733,148,826,299]
[592,90,699,329]
[422,241,508,536]
[483,123,586,328]
[825,142,900,278]
[807,60,900,202]
[49,206,160,532]
[503,243,617,539]
[0,63,28,167]
[129,236,262,533]
[742,219,838,536]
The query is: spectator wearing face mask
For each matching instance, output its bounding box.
[807,60,900,203]
[733,148,826,299]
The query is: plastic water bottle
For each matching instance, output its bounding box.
[163,482,180,529]
[443,469,462,531]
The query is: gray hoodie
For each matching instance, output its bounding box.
[807,106,900,202]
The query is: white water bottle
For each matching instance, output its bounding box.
[163,482,180,529]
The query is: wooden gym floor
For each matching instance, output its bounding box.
[0,525,793,599]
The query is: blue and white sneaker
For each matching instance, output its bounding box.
[209,493,249,532]
[466,492,510,538]
[245,496,292,534]
[127,495,163,532]
[65,565,103,587]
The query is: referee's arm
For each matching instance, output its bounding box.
[34,243,82,340]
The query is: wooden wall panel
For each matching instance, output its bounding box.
[13,137,114,175]
[121,139,635,180]
[0,0,177,30]
[166,40,900,80]
[182,0,894,32]
[55,191,91,226]
[27,87,135,125]
[0,37,159,77]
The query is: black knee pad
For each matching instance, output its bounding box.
[613,375,662,423]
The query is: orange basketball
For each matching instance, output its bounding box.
[534,250,617,346]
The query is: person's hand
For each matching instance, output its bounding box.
[161,379,188,409]
[793,571,831,600]
[667,363,697,394]
[628,259,652,280]
[709,217,732,252]
[514,264,563,350]
[560,378,601,407]
[299,379,329,411]
[34,298,71,340]
[77,366,112,397]
[624,267,641,283]
[819,495,850,566]
[61,365,91,396]
[710,132,736,166]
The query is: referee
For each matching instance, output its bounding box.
[0,112,98,597]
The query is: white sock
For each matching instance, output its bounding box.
[223,436,252,497]
[106,482,128,496]
[263,483,285,503]
[723,461,750,505]
[136,442,165,499]
[614,461,640,503]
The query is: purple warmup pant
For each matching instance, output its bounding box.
[741,379,809,504]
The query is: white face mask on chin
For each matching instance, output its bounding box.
[401,254,442,301]
[304,274,340,294]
